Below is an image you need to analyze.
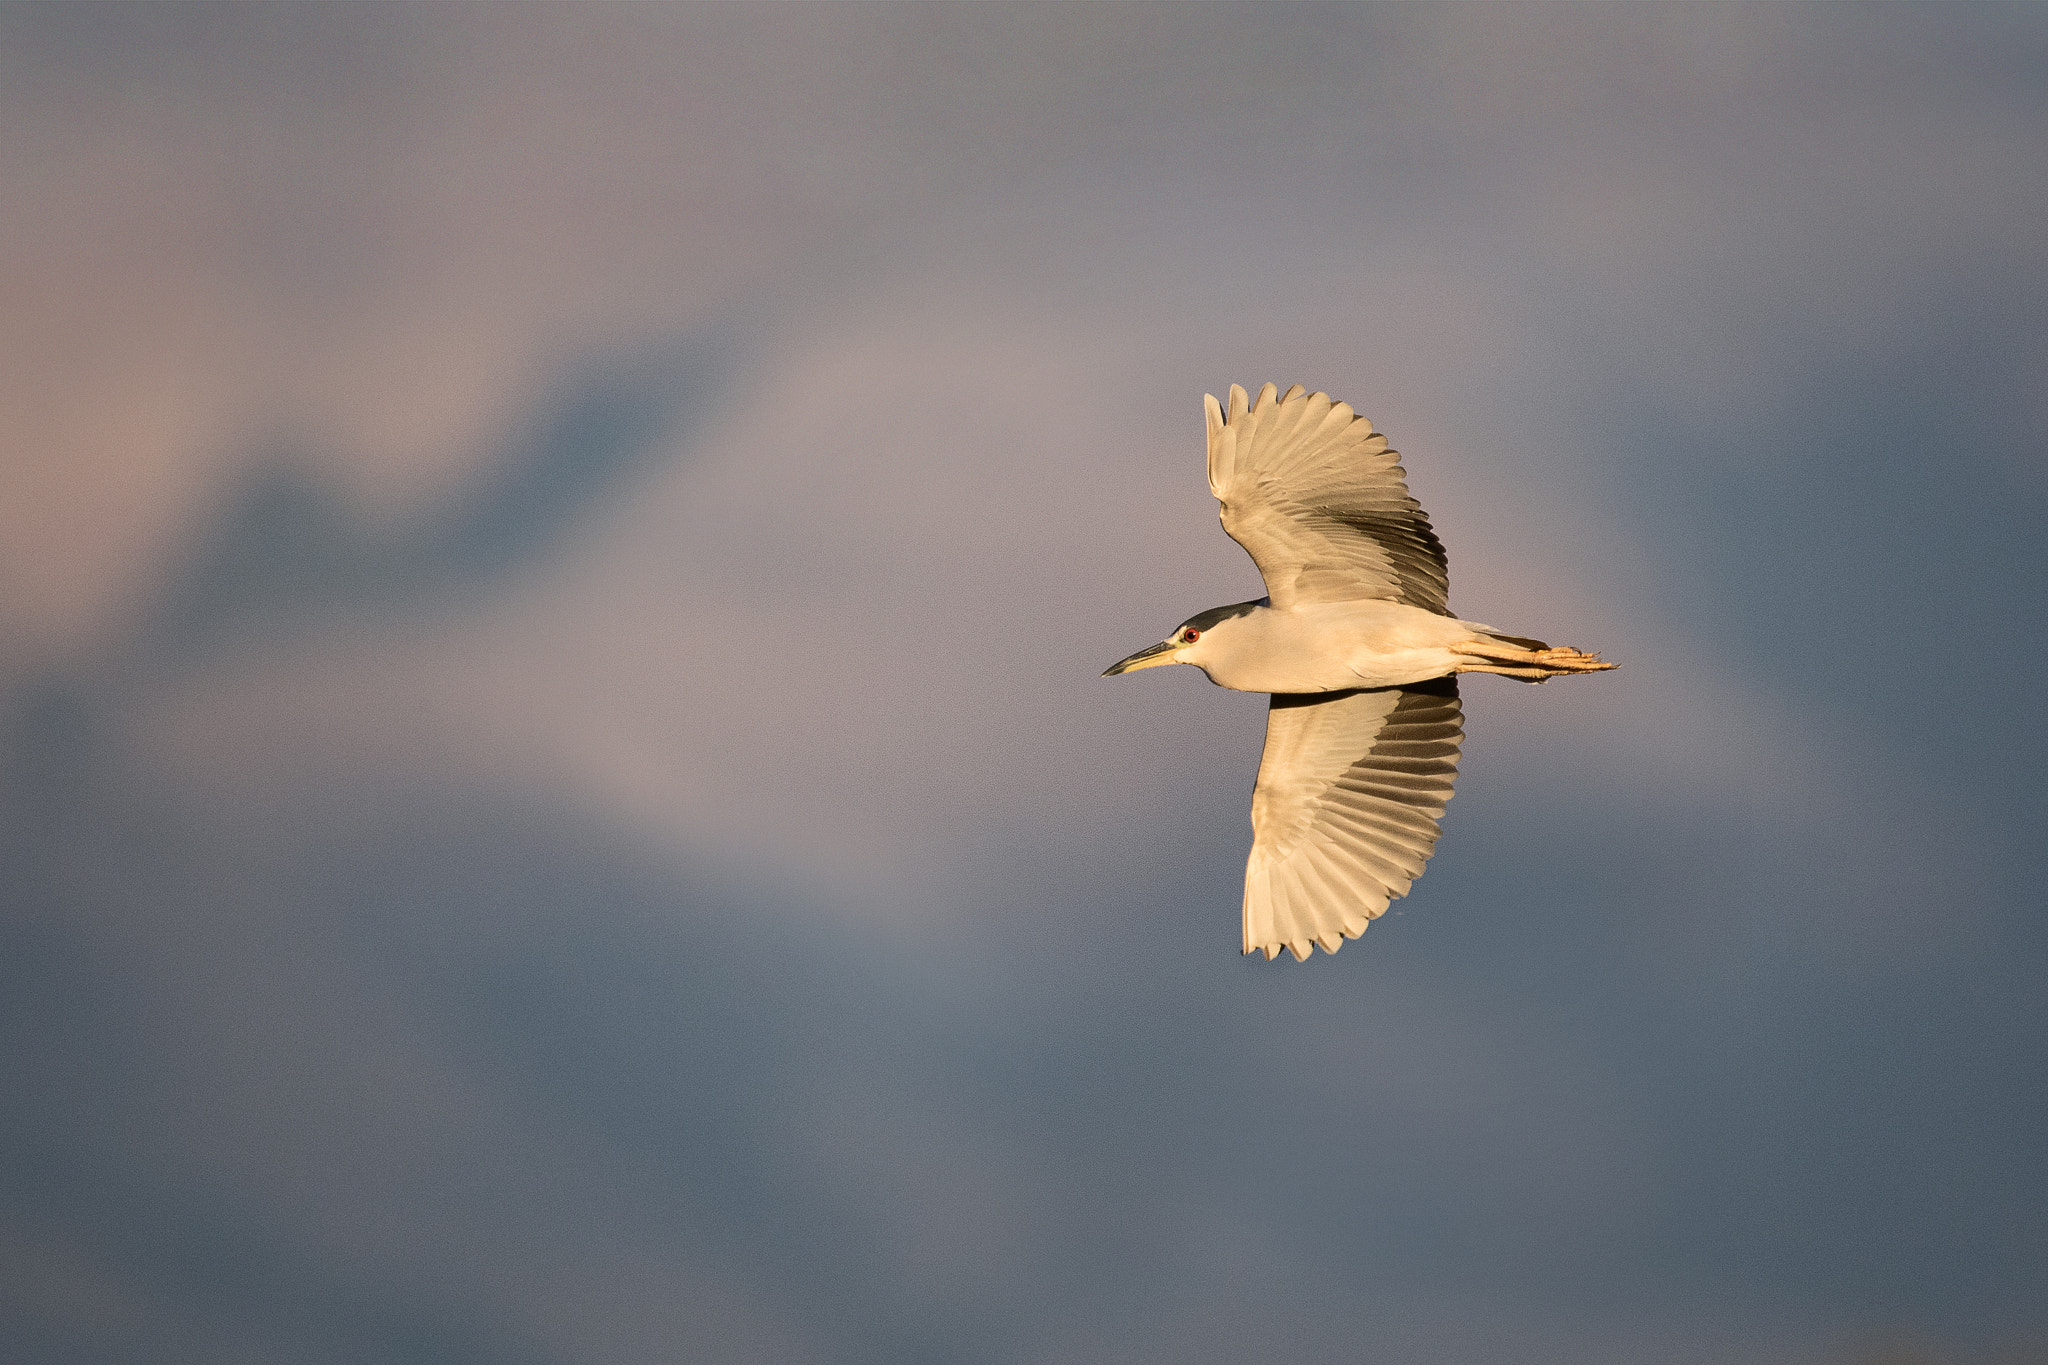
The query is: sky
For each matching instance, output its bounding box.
[3,3,2046,1362]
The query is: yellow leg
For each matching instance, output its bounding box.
[1452,661,1555,684]
[1450,640,1617,680]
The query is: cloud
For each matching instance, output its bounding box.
[5,5,2047,1363]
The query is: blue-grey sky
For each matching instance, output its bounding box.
[3,5,2045,1363]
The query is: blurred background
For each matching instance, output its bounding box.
[3,4,2045,1362]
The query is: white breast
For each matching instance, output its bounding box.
[1192,600,1480,693]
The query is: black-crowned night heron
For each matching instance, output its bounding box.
[1105,383,1615,962]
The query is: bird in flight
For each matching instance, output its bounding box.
[1104,383,1615,961]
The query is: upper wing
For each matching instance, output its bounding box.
[1205,382,1450,612]
[1242,679,1462,961]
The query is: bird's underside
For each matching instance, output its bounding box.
[1106,382,1616,962]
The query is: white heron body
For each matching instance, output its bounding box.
[1175,597,1518,694]
[1104,382,1615,962]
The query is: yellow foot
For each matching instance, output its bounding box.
[1450,639,1617,681]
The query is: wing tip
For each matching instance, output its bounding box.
[1242,914,1375,962]
[1214,383,1382,435]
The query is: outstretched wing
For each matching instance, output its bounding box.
[1205,382,1450,612]
[1242,679,1462,961]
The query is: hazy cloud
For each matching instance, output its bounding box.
[4,5,2045,1363]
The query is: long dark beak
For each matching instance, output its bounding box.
[1102,640,1176,676]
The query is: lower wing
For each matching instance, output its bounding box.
[1243,679,1462,960]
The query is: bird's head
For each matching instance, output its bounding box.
[1101,599,1264,677]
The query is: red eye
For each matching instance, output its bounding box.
[1180,629,1200,644]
